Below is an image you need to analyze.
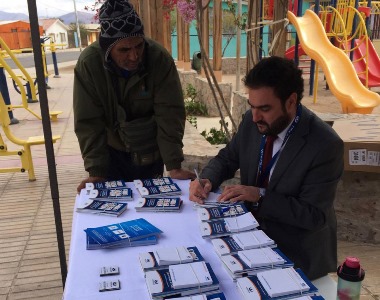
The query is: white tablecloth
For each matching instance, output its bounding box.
[63,179,337,300]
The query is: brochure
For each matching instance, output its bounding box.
[139,246,205,271]
[76,199,128,217]
[135,197,183,212]
[236,268,318,300]
[85,218,162,249]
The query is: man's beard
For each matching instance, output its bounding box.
[256,112,292,136]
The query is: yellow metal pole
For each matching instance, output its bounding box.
[0,37,38,101]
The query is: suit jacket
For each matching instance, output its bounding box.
[202,106,344,280]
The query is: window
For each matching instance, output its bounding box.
[60,32,66,42]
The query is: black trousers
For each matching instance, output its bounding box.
[107,146,164,182]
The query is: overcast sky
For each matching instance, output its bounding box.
[0,0,97,17]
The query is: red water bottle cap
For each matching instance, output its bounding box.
[345,256,360,269]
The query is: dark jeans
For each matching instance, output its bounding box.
[107,146,164,182]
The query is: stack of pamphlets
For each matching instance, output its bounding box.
[86,188,133,201]
[86,235,157,250]
[169,292,227,300]
[76,199,128,217]
[200,213,259,238]
[220,247,294,280]
[197,203,248,221]
[135,183,182,198]
[84,218,162,250]
[133,177,182,198]
[135,197,183,212]
[139,246,205,271]
[134,177,174,188]
[211,230,276,256]
[86,180,128,190]
[290,297,325,300]
[83,179,133,201]
[145,261,220,299]
[193,192,234,208]
[236,268,318,300]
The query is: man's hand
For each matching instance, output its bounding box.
[169,168,196,180]
[218,184,260,203]
[77,176,106,194]
[189,178,212,204]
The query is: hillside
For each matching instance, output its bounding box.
[0,10,95,24]
[0,11,29,21]
[58,11,96,25]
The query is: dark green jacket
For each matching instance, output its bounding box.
[73,39,185,177]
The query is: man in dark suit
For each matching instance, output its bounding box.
[189,56,344,280]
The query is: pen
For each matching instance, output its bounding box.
[194,168,204,187]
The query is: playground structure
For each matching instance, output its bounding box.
[0,36,63,121]
[288,9,380,113]
[0,92,61,181]
[0,37,40,119]
[316,1,380,88]
[0,35,64,180]
[286,0,380,113]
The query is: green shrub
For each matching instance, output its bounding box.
[201,121,229,145]
[184,84,208,116]
[186,115,198,129]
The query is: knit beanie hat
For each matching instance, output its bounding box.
[99,0,145,61]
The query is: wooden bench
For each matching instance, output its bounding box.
[49,110,63,122]
[0,95,61,181]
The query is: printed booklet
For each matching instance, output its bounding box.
[136,183,182,198]
[145,262,219,299]
[133,177,174,188]
[85,180,128,190]
[197,203,248,221]
[84,218,162,249]
[193,192,235,208]
[236,268,318,300]
[86,235,157,250]
[139,246,205,271]
[86,188,133,201]
[211,230,276,256]
[169,292,227,300]
[200,213,259,238]
[135,197,183,212]
[76,199,128,217]
[220,247,294,279]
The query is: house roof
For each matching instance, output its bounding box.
[0,20,29,25]
[83,23,100,31]
[39,18,69,31]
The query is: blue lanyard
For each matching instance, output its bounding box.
[257,104,302,187]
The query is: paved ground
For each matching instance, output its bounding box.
[0,59,379,300]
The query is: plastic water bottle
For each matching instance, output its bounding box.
[336,256,365,300]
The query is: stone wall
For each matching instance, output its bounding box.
[181,121,220,171]
[221,57,247,74]
[178,69,233,117]
[195,77,232,117]
[178,69,197,93]
[232,90,249,126]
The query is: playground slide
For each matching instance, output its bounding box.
[285,44,306,59]
[287,10,380,114]
[355,39,380,86]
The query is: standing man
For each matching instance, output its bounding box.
[190,56,344,280]
[74,0,194,192]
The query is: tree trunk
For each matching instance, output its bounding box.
[271,0,288,57]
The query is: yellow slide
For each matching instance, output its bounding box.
[287,10,380,114]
